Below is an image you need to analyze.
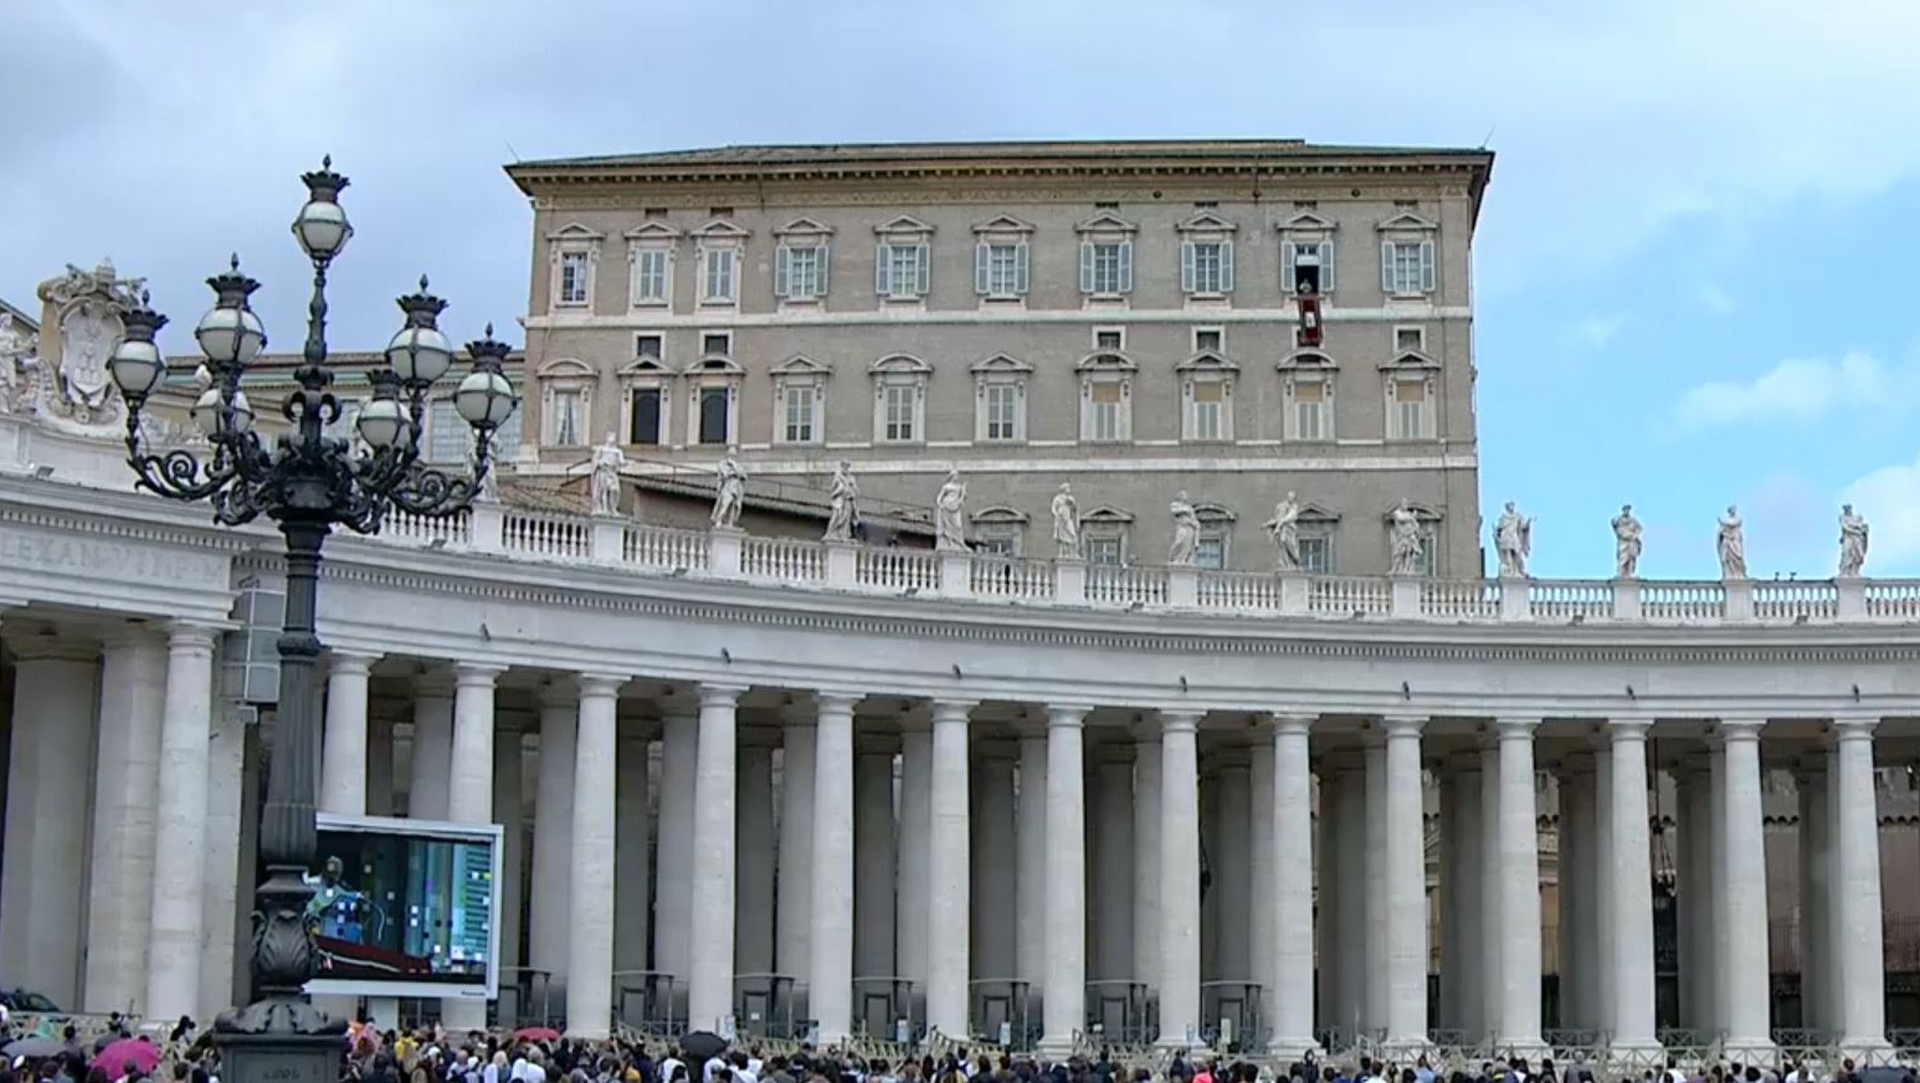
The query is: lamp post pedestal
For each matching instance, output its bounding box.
[213,1028,345,1083]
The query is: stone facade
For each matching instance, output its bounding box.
[508,141,1492,575]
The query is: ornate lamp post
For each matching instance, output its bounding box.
[107,159,516,1074]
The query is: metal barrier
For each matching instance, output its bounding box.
[850,975,919,1042]
[1085,979,1154,1046]
[732,973,801,1039]
[968,976,1037,1048]
[612,969,683,1035]
[500,966,560,1029]
[1198,980,1266,1051]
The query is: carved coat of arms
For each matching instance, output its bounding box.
[14,258,149,429]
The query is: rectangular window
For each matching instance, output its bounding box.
[1081,241,1133,294]
[776,244,827,301]
[782,385,816,444]
[1195,536,1226,570]
[984,384,1019,442]
[1089,381,1124,442]
[550,389,582,447]
[698,387,729,444]
[876,242,930,299]
[1284,241,1336,294]
[702,332,731,357]
[1181,241,1233,294]
[1396,327,1426,352]
[629,388,661,445]
[1095,329,1124,351]
[1393,379,1428,439]
[1085,535,1123,567]
[976,242,1029,297]
[635,334,663,361]
[1382,240,1436,295]
[882,383,917,442]
[634,249,669,304]
[1292,380,1327,441]
[1194,328,1223,353]
[703,248,737,303]
[1190,381,1225,441]
[558,252,589,306]
[1299,532,1331,574]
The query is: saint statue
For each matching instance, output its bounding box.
[1717,505,1747,580]
[1388,499,1424,577]
[1264,491,1303,573]
[589,432,624,517]
[1838,504,1870,578]
[1494,501,1533,578]
[712,451,746,529]
[1051,482,1081,560]
[1168,491,1201,567]
[824,460,858,542]
[1611,503,1643,579]
[934,469,968,552]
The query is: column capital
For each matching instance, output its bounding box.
[931,699,977,725]
[699,682,748,708]
[1159,708,1201,734]
[1270,712,1315,735]
[813,690,862,717]
[453,662,506,688]
[1607,716,1655,739]
[578,673,625,699]
[166,620,221,652]
[1495,715,1541,738]
[1381,714,1425,738]
[1717,716,1767,741]
[1049,703,1094,728]
[1831,714,1880,740]
[326,649,380,675]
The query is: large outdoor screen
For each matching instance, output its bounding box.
[302,813,503,1001]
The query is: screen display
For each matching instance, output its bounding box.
[302,814,502,1000]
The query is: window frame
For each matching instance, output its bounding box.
[1177,210,1238,301]
[773,218,835,306]
[546,223,604,312]
[1080,506,1134,567]
[972,215,1035,305]
[536,356,596,448]
[1192,503,1236,571]
[1177,352,1238,444]
[1075,211,1138,305]
[1278,212,1338,298]
[770,355,831,447]
[971,353,1033,444]
[873,216,935,304]
[682,354,744,447]
[692,218,750,309]
[1077,352,1136,444]
[1278,351,1339,443]
[617,346,674,448]
[869,354,932,445]
[624,220,680,310]
[1295,503,1341,574]
[1381,352,1441,442]
[1376,211,1439,299]
[972,506,1030,559]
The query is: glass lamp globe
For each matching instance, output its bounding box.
[292,198,352,260]
[455,368,516,429]
[355,395,407,449]
[387,323,453,385]
[195,304,266,366]
[190,388,254,436]
[107,337,166,399]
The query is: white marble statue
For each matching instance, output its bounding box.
[1611,503,1643,579]
[1051,482,1080,559]
[824,460,858,542]
[0,311,37,413]
[1717,505,1748,580]
[934,469,969,552]
[712,451,747,529]
[1494,501,1533,578]
[1168,491,1201,567]
[1838,504,1870,578]
[1265,491,1303,573]
[589,432,624,517]
[1389,498,1424,576]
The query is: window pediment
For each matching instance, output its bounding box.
[692,218,751,241]
[772,354,833,377]
[1178,210,1238,234]
[1278,350,1339,371]
[1381,351,1441,371]
[971,353,1033,376]
[874,215,935,238]
[546,222,605,242]
[1192,502,1236,522]
[536,356,596,378]
[1376,211,1438,234]
[624,221,680,241]
[870,353,932,375]
[1297,501,1341,522]
[1081,505,1135,524]
[1077,351,1138,373]
[1177,350,1238,374]
[1281,211,1337,233]
[691,355,746,375]
[973,505,1030,524]
[775,217,835,239]
[1381,501,1442,522]
[972,214,1036,236]
[1075,211,1138,235]
[617,356,674,377]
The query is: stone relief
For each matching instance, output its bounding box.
[1265,491,1302,573]
[1167,490,1200,567]
[3,260,148,432]
[588,433,624,517]
[1494,501,1533,578]
[1717,505,1747,580]
[934,469,968,552]
[1611,503,1643,579]
[712,450,746,529]
[824,460,858,542]
[1050,482,1080,560]
[1838,504,1869,578]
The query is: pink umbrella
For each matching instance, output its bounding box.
[93,1038,161,1076]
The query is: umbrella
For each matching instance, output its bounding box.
[2,1037,62,1061]
[680,1032,727,1064]
[92,1038,161,1076]
[513,1027,561,1043]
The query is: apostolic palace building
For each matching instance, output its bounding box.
[3,140,1920,1068]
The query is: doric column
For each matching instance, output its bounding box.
[443,663,501,1032]
[689,682,745,1033]
[1796,755,1831,1036]
[1132,734,1163,993]
[1096,742,1136,981]
[1450,756,1486,1040]
[320,651,379,816]
[1595,739,1616,1035]
[1607,718,1660,1054]
[1495,716,1544,1052]
[1558,756,1598,1032]
[1831,715,1887,1054]
[1157,708,1203,1049]
[777,707,816,982]
[1216,751,1253,980]
[1017,730,1048,993]
[1383,714,1428,1050]
[493,722,527,986]
[1041,702,1092,1054]
[854,740,897,980]
[974,742,1019,985]
[566,673,623,1038]
[1268,713,1319,1057]
[530,679,577,999]
[615,727,653,983]
[83,628,166,1014]
[1478,739,1502,1038]
[736,740,777,977]
[899,721,933,992]
[927,699,975,1037]
[809,692,859,1044]
[408,669,454,819]
[1365,736,1389,1032]
[1718,717,1773,1057]
[1250,736,1276,1001]
[144,623,216,1022]
[655,709,696,986]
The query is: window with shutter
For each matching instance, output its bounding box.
[875,243,893,296]
[1420,239,1436,292]
[1117,240,1133,293]
[633,248,670,305]
[975,243,991,295]
[1079,241,1095,293]
[1014,242,1030,294]
[1219,240,1234,292]
[913,243,930,295]
[1088,381,1126,441]
[703,248,736,303]
[774,245,792,298]
[1318,241,1335,291]
[1181,241,1197,293]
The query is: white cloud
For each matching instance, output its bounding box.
[1567,315,1624,347]
[1841,456,1920,569]
[1671,351,1905,429]
[1697,283,1738,315]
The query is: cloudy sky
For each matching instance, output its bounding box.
[5,0,1920,579]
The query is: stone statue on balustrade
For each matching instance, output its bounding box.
[1265,491,1303,573]
[1168,491,1200,567]
[934,469,968,552]
[1051,482,1080,559]
[588,433,624,517]
[1388,498,1424,577]
[1494,500,1533,578]
[1838,504,1870,577]
[0,311,40,415]
[712,450,747,529]
[1611,503,1643,578]
[824,460,858,542]
[1717,505,1748,579]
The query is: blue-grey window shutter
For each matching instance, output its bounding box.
[1180,240,1196,293]
[1118,240,1133,293]
[1015,242,1030,295]
[915,242,931,295]
[875,243,892,296]
[1380,241,1396,293]
[1220,240,1234,292]
[1319,240,1335,292]
[774,245,791,298]
[1283,241,1297,294]
[818,242,830,296]
[975,242,991,295]
[1420,239,1436,292]
[1079,240,1095,293]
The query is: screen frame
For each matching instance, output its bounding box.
[306,812,505,1002]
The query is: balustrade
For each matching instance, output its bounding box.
[502,509,591,560]
[624,523,711,571]
[857,547,940,593]
[741,535,827,583]
[970,555,1056,601]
